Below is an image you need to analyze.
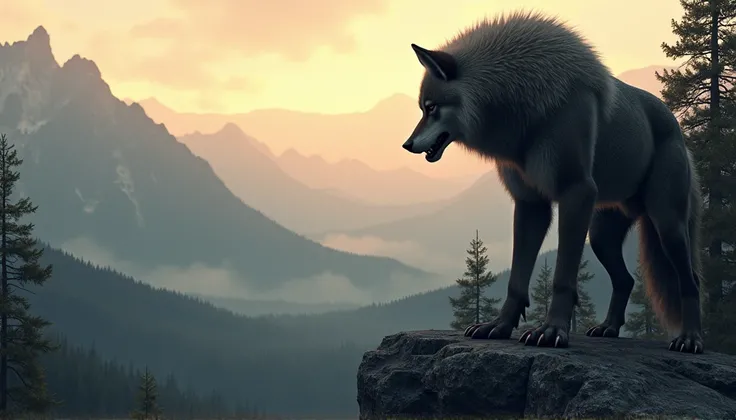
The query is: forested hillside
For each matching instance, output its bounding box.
[30,246,363,418]
[43,338,263,419]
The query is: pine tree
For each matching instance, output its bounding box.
[132,367,161,420]
[656,0,736,347]
[624,262,668,339]
[528,258,553,324]
[449,230,501,329]
[571,259,597,333]
[0,133,56,415]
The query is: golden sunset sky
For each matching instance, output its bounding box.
[1,0,685,115]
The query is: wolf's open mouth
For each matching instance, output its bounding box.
[425,132,451,162]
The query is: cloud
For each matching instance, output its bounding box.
[320,233,467,276]
[59,236,247,298]
[0,1,80,45]
[319,231,561,279]
[83,32,216,90]
[130,0,389,59]
[78,0,389,93]
[220,75,253,91]
[0,1,38,29]
[251,272,373,305]
[57,236,428,306]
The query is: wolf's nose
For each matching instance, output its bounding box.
[402,139,414,151]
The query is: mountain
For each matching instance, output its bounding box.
[0,26,440,304]
[275,148,479,206]
[177,124,453,234]
[617,65,676,98]
[134,95,490,178]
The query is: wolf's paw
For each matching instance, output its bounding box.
[464,319,515,340]
[669,330,704,354]
[519,322,569,348]
[585,322,620,338]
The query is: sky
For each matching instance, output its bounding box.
[0,0,685,115]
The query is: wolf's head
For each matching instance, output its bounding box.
[402,14,615,165]
[402,44,463,163]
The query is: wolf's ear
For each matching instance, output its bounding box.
[411,44,457,81]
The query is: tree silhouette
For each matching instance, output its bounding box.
[656,0,736,349]
[529,258,553,324]
[0,134,56,415]
[571,259,597,333]
[624,262,667,340]
[132,367,161,420]
[449,230,500,329]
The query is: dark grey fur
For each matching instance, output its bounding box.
[402,11,704,353]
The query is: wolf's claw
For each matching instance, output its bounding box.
[464,297,528,340]
[585,322,620,338]
[463,319,515,340]
[520,322,569,348]
[668,330,704,354]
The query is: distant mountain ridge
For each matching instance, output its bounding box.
[131,97,480,208]
[274,147,478,206]
[133,95,490,177]
[0,26,438,303]
[177,124,455,234]
[616,65,674,98]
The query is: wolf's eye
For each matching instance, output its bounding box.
[426,103,437,114]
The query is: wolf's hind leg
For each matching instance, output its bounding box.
[585,208,636,338]
[521,180,597,348]
[466,199,552,340]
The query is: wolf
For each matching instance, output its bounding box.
[401,11,705,353]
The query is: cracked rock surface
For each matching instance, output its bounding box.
[356,330,736,419]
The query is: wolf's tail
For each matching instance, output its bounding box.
[638,153,703,332]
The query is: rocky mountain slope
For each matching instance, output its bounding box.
[0,26,437,303]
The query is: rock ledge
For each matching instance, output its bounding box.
[357,330,736,419]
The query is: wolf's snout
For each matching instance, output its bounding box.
[402,139,415,151]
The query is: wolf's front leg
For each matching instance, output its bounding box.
[466,199,552,340]
[521,180,597,348]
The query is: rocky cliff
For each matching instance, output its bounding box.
[357,330,736,419]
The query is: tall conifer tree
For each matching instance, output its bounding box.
[0,134,56,415]
[657,0,736,348]
[449,230,501,330]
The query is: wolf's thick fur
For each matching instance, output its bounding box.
[402,12,705,352]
